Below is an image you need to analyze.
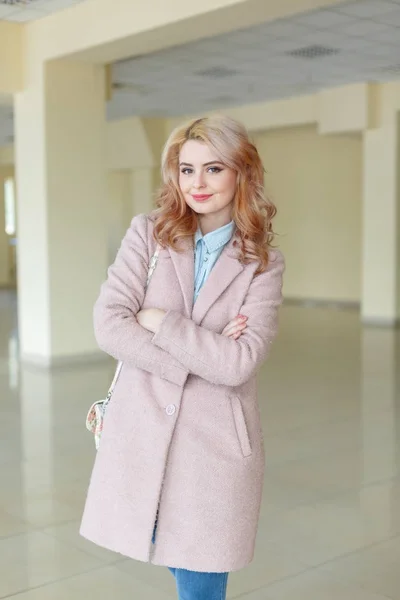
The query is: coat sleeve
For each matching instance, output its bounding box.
[151,250,285,387]
[93,213,189,387]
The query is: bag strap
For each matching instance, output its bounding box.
[105,243,161,404]
[105,360,123,401]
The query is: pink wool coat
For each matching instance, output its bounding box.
[80,212,284,573]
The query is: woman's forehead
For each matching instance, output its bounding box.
[179,140,220,164]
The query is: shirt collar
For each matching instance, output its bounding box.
[194,220,235,254]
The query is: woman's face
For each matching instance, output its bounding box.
[178,140,237,222]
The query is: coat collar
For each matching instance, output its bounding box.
[168,230,244,325]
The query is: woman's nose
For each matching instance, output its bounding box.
[193,172,206,189]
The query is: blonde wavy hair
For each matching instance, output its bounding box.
[152,115,277,274]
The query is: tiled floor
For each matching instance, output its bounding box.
[1,290,399,599]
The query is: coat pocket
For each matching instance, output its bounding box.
[229,396,252,458]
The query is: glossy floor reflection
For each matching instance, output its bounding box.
[0,290,399,599]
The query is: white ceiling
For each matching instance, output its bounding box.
[108,0,400,119]
[2,0,400,145]
[0,0,86,23]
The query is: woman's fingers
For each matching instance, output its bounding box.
[226,321,247,335]
[221,315,248,338]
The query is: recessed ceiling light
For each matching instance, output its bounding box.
[377,63,400,75]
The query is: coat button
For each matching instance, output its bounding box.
[166,404,176,416]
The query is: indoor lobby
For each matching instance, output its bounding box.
[1,0,400,599]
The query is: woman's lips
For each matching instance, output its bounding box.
[192,194,213,202]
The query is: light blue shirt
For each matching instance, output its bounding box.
[194,220,235,302]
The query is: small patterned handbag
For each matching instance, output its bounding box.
[86,244,161,450]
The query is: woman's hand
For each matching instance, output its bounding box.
[136,308,166,333]
[221,314,248,340]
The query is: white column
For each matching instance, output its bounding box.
[362,114,400,326]
[0,167,13,287]
[14,60,108,366]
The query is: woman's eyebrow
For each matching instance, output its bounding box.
[179,161,225,167]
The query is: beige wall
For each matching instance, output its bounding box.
[107,168,162,266]
[107,118,155,170]
[107,170,132,262]
[256,125,362,303]
[397,114,400,319]
[0,146,14,167]
[0,22,23,94]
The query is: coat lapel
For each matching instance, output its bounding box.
[192,238,244,324]
[168,237,195,319]
[169,232,244,324]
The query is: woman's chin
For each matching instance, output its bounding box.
[187,202,214,214]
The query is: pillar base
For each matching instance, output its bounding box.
[362,317,400,328]
[284,297,360,311]
[21,350,110,369]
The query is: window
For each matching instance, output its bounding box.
[4,177,16,236]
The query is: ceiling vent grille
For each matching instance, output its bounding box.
[287,45,339,59]
[376,64,400,75]
[207,95,237,106]
[0,0,37,4]
[195,66,238,79]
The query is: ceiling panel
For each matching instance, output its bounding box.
[336,0,400,17]
[107,0,400,118]
[296,9,358,27]
[2,0,400,139]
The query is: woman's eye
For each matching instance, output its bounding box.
[181,166,223,175]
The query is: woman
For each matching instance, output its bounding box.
[80,115,284,600]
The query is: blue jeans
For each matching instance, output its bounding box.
[168,567,229,600]
[152,517,229,600]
